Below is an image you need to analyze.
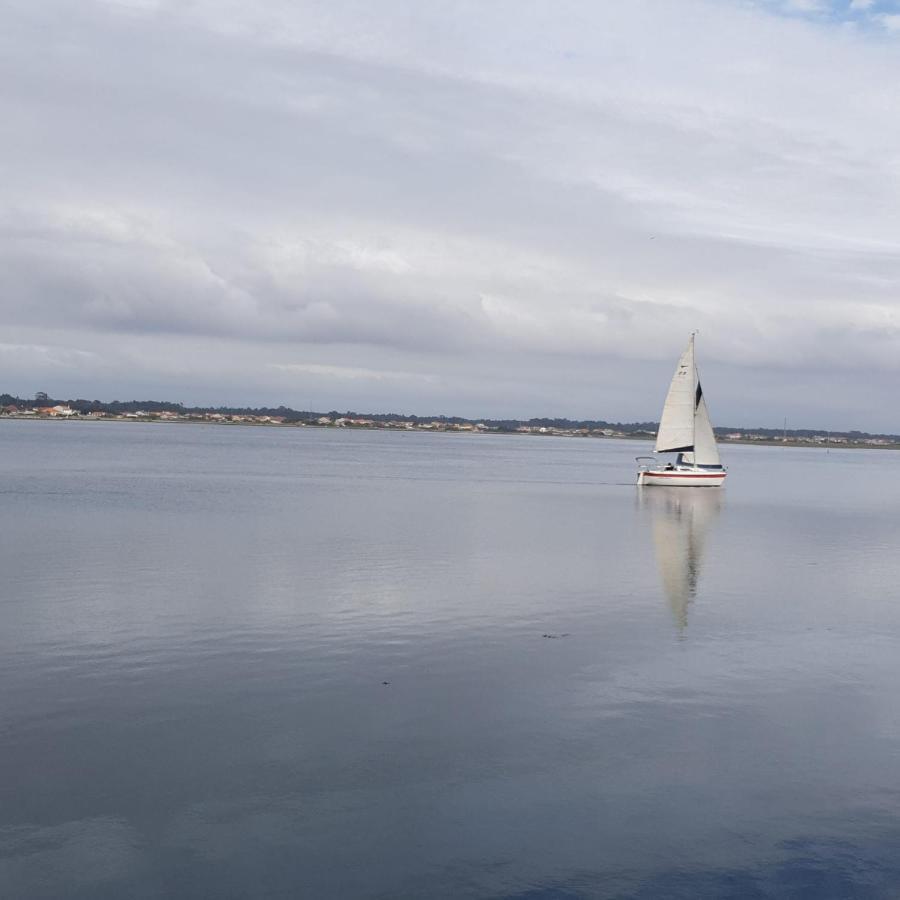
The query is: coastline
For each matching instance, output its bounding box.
[3,414,899,451]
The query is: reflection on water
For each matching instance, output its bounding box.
[640,487,722,630]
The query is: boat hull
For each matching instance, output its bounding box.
[637,469,726,487]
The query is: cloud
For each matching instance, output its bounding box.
[878,13,900,31]
[783,0,828,12]
[269,362,439,383]
[0,342,100,370]
[1,0,900,427]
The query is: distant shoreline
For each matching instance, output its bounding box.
[5,394,897,447]
[3,413,899,451]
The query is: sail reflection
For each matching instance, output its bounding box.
[640,487,722,629]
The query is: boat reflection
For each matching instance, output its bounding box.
[639,486,722,629]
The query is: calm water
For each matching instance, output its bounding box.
[3,421,900,899]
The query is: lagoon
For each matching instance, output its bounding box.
[3,421,900,898]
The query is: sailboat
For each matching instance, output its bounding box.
[636,333,726,487]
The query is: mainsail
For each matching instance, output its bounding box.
[654,335,721,466]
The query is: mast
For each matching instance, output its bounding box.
[690,332,697,454]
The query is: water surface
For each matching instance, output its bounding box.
[3,421,900,898]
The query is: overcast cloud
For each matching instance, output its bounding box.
[2,0,900,428]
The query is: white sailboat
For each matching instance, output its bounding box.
[636,334,726,487]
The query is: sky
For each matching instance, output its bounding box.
[2,0,900,429]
